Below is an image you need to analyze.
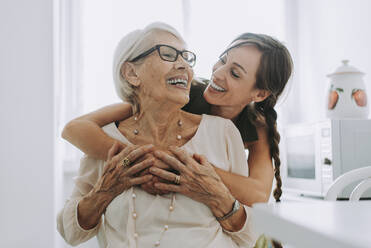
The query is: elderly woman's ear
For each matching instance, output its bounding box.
[121,62,141,87]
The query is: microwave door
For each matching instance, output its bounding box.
[283,127,323,196]
[287,135,315,179]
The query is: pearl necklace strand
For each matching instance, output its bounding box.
[130,115,179,246]
[131,189,176,247]
[133,116,183,141]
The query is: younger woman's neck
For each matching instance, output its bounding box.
[210,105,245,123]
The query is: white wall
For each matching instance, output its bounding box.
[0,0,56,247]
[188,0,286,79]
[79,0,185,114]
[284,0,371,123]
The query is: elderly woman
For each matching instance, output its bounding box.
[57,22,257,247]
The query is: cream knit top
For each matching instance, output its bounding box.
[57,114,258,247]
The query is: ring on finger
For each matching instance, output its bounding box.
[122,157,131,167]
[174,175,181,185]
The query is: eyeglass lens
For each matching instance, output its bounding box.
[158,46,195,66]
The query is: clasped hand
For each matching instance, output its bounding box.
[98,143,233,215]
[93,143,155,197]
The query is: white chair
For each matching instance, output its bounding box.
[325,166,371,201]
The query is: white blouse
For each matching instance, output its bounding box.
[57,114,258,247]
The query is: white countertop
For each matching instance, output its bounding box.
[251,201,371,248]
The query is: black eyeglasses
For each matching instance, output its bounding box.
[130,44,196,67]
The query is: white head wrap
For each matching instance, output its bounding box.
[112,22,184,112]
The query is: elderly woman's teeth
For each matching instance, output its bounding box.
[167,78,188,88]
[210,81,226,92]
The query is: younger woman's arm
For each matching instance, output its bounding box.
[62,104,274,205]
[213,126,274,205]
[62,103,132,160]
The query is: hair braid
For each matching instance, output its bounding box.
[231,33,293,202]
[256,95,282,202]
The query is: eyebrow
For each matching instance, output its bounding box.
[232,62,247,74]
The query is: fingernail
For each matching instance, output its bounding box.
[146,144,154,149]
[154,151,161,156]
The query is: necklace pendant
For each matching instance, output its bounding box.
[176,135,182,140]
[134,129,139,135]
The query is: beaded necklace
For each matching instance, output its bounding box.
[133,116,183,141]
[131,189,176,247]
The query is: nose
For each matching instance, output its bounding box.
[174,56,189,70]
[174,57,193,79]
[212,64,226,83]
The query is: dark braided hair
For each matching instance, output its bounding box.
[228,33,293,202]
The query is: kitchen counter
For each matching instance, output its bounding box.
[251,201,371,248]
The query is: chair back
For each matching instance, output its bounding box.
[325,166,371,201]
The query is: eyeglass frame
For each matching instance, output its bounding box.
[129,44,196,67]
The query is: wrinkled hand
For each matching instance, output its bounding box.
[150,146,234,214]
[138,151,173,195]
[93,143,155,198]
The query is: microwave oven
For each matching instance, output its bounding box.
[280,119,371,198]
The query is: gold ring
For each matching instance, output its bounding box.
[122,157,131,167]
[174,175,181,185]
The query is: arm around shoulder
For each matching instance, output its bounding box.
[61,103,132,160]
[244,125,274,202]
[213,121,273,206]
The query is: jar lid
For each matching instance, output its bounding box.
[327,60,364,77]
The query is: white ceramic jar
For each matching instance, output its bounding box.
[326,60,368,119]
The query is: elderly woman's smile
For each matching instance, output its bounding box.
[166,76,188,89]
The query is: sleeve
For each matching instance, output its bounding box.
[224,120,249,176]
[223,120,260,247]
[56,156,105,246]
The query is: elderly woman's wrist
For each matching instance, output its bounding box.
[78,192,112,230]
[209,193,235,219]
[90,188,117,205]
[219,206,246,232]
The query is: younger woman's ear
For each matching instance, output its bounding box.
[121,62,141,87]
[253,89,271,103]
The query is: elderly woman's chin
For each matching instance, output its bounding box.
[167,89,190,107]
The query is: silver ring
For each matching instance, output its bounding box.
[174,175,181,185]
